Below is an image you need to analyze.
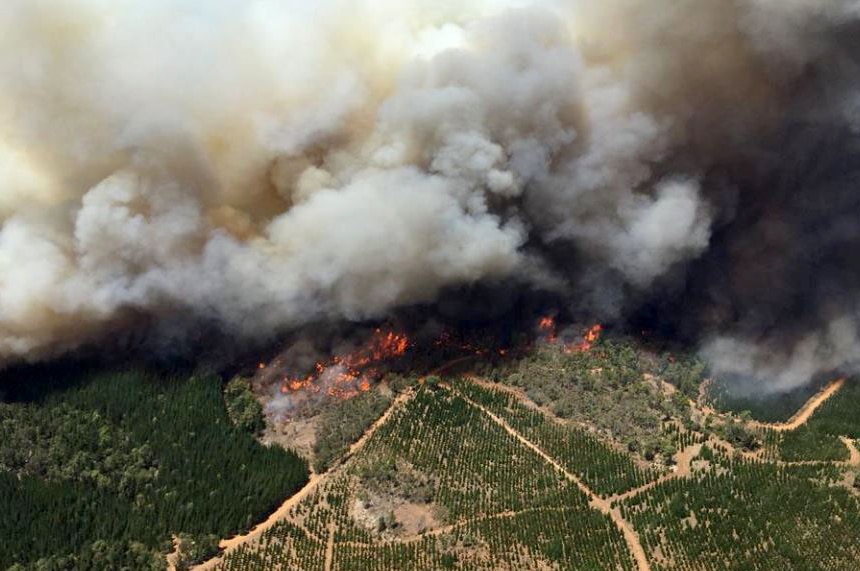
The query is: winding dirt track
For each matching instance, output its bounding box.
[840,436,860,466]
[750,378,845,431]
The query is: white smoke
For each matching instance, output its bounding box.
[702,316,860,393]
[0,0,537,358]
[0,0,857,390]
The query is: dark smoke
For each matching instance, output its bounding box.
[1,0,859,392]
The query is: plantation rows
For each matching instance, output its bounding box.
[335,507,636,571]
[212,378,860,571]
[330,506,636,571]
[215,384,638,571]
[620,450,859,571]
[774,380,860,461]
[214,521,326,571]
[451,379,663,496]
[754,428,782,461]
[357,386,590,519]
[660,423,707,452]
[312,477,378,545]
[459,507,636,571]
[333,539,455,571]
[775,426,849,462]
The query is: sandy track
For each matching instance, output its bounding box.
[323,522,336,571]
[750,378,845,432]
[608,443,702,504]
[840,437,860,467]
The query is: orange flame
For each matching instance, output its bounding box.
[539,315,558,342]
[274,328,412,401]
[433,328,496,357]
[538,317,603,353]
[578,323,603,351]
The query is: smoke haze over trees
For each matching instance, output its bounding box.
[1,0,859,390]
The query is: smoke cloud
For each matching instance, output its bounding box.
[1,0,859,391]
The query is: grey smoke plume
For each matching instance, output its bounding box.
[0,0,858,391]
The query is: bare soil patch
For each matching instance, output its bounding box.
[262,416,319,464]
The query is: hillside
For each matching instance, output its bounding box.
[1,338,858,570]
[196,338,860,571]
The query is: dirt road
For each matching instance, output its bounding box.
[191,387,415,571]
[841,436,860,467]
[750,378,845,432]
[451,386,653,571]
[323,522,336,571]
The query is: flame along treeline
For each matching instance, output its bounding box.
[260,328,412,400]
[539,316,603,353]
[258,318,603,404]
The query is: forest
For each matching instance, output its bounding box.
[0,363,308,570]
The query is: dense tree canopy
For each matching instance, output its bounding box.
[0,366,308,569]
